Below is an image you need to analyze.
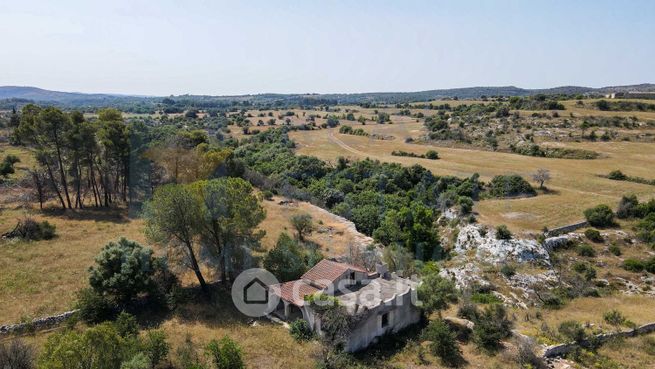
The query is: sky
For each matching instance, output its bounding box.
[1,0,654,96]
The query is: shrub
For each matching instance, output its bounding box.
[0,155,20,179]
[425,150,439,160]
[417,271,458,314]
[500,264,516,278]
[1,217,56,241]
[75,288,117,323]
[623,258,645,272]
[558,320,586,343]
[471,292,502,304]
[142,330,169,368]
[572,262,597,281]
[120,353,149,369]
[645,256,655,274]
[458,196,473,214]
[608,244,621,256]
[421,319,463,367]
[617,194,639,219]
[206,336,244,369]
[457,301,480,321]
[584,229,603,243]
[289,319,313,341]
[636,213,655,244]
[512,336,546,369]
[607,170,627,180]
[88,238,162,304]
[603,310,626,328]
[576,244,596,257]
[583,204,614,227]
[487,175,536,198]
[0,339,34,369]
[115,312,139,338]
[472,304,513,351]
[262,190,274,201]
[39,322,129,369]
[495,225,512,240]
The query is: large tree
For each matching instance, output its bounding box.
[144,184,208,293]
[263,233,307,282]
[191,177,265,282]
[15,105,73,209]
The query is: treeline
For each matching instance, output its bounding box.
[391,150,439,160]
[338,125,368,136]
[234,128,483,260]
[595,99,655,112]
[508,95,565,110]
[9,105,237,210]
[509,143,599,159]
[12,106,137,209]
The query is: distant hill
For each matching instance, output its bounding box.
[1,83,654,111]
[0,86,133,102]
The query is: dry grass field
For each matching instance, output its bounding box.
[290,119,655,233]
[259,195,369,257]
[0,206,147,324]
[0,141,361,325]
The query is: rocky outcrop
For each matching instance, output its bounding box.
[454,225,550,265]
[439,263,489,290]
[543,234,580,252]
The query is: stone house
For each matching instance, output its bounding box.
[268,259,421,352]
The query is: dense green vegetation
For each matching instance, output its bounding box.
[487,174,536,198]
[391,150,439,160]
[595,99,655,112]
[508,95,565,110]
[235,128,483,260]
[510,143,599,159]
[606,170,655,186]
[338,125,368,136]
[616,195,655,244]
[583,204,615,228]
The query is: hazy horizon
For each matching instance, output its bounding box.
[2,0,654,96]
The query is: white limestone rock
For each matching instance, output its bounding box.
[454,224,550,265]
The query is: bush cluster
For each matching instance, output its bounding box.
[583,204,614,227]
[487,175,536,198]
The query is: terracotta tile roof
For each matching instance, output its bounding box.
[269,280,320,306]
[269,260,369,306]
[301,259,368,288]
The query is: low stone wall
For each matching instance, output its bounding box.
[545,221,588,237]
[542,322,655,358]
[0,310,78,335]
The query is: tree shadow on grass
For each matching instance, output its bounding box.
[132,283,255,331]
[40,206,131,224]
[539,187,561,196]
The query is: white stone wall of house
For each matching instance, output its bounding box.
[344,289,421,352]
